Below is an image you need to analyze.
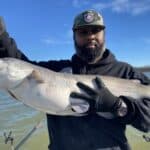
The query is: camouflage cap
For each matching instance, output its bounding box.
[72,10,105,30]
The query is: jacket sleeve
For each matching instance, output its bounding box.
[117,67,150,132]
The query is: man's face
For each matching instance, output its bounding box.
[74,26,105,64]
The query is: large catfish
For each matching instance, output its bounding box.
[0,58,149,117]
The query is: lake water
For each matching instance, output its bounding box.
[0,73,150,150]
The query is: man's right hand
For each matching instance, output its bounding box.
[0,16,6,35]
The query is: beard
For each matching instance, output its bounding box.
[74,40,105,64]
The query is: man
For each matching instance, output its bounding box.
[0,10,150,150]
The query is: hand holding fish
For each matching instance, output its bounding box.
[70,77,126,116]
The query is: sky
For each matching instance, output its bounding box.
[0,0,150,66]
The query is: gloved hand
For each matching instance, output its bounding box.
[0,16,6,35]
[70,77,122,114]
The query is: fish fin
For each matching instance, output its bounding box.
[7,90,19,100]
[11,70,44,90]
[27,70,44,83]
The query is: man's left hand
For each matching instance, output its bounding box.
[70,77,122,114]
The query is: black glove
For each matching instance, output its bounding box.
[70,77,122,114]
[0,16,6,35]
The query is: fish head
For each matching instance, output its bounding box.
[0,59,31,89]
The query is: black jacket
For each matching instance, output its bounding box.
[0,32,150,150]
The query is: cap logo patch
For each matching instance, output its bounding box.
[84,12,94,23]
